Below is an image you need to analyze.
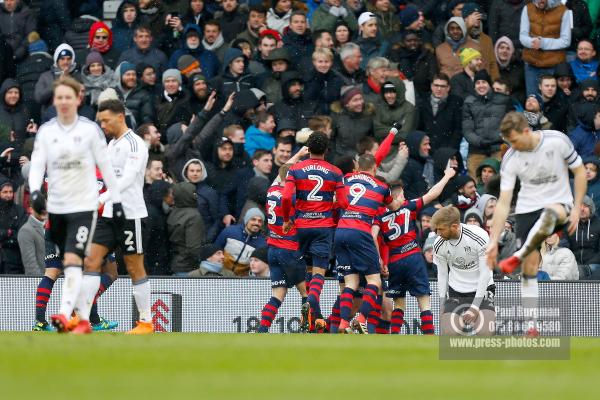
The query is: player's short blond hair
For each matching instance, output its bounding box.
[278,163,292,182]
[53,76,81,96]
[499,111,529,137]
[431,206,460,229]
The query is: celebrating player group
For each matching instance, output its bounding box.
[259,110,586,336]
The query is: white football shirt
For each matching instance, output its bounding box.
[433,224,494,308]
[28,116,122,214]
[101,130,148,219]
[500,130,582,214]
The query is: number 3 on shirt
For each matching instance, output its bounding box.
[267,200,277,224]
[382,209,410,240]
[307,175,324,201]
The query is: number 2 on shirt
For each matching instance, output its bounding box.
[307,175,324,201]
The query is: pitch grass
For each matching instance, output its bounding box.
[1,333,599,400]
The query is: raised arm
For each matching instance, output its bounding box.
[422,167,456,205]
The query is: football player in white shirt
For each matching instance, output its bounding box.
[88,99,153,334]
[486,112,586,336]
[432,206,496,336]
[28,77,125,334]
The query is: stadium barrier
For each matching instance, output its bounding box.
[2,276,599,336]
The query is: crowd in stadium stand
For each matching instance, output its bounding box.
[1,0,600,280]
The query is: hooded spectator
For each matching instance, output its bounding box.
[554,62,576,99]
[373,78,417,142]
[0,178,26,274]
[475,193,498,225]
[34,43,79,110]
[540,233,579,280]
[271,71,318,130]
[112,0,141,52]
[0,0,36,62]
[260,47,291,104]
[495,36,525,104]
[0,79,31,151]
[435,16,470,78]
[182,157,222,243]
[168,23,220,79]
[143,180,173,275]
[214,207,267,276]
[475,157,500,194]
[432,146,464,203]
[401,131,434,200]
[206,136,242,220]
[569,78,599,129]
[188,244,235,277]
[168,181,206,275]
[85,21,121,69]
[81,50,116,106]
[463,207,484,227]
[210,48,255,104]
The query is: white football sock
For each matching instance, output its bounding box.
[74,273,101,321]
[133,278,152,323]
[521,274,539,330]
[59,266,83,317]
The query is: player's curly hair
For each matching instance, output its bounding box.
[307,131,329,156]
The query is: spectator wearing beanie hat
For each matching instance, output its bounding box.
[113,61,156,127]
[17,32,52,122]
[177,54,202,79]
[331,85,375,158]
[249,247,270,278]
[168,23,220,80]
[85,21,121,69]
[81,50,116,106]
[312,0,358,35]
[188,244,235,277]
[461,2,499,81]
[34,43,79,110]
[449,47,483,99]
[156,69,193,133]
[215,207,267,276]
[462,68,512,178]
[399,5,428,40]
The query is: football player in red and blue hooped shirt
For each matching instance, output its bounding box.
[258,147,311,333]
[282,132,345,331]
[372,166,455,335]
[334,154,406,334]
